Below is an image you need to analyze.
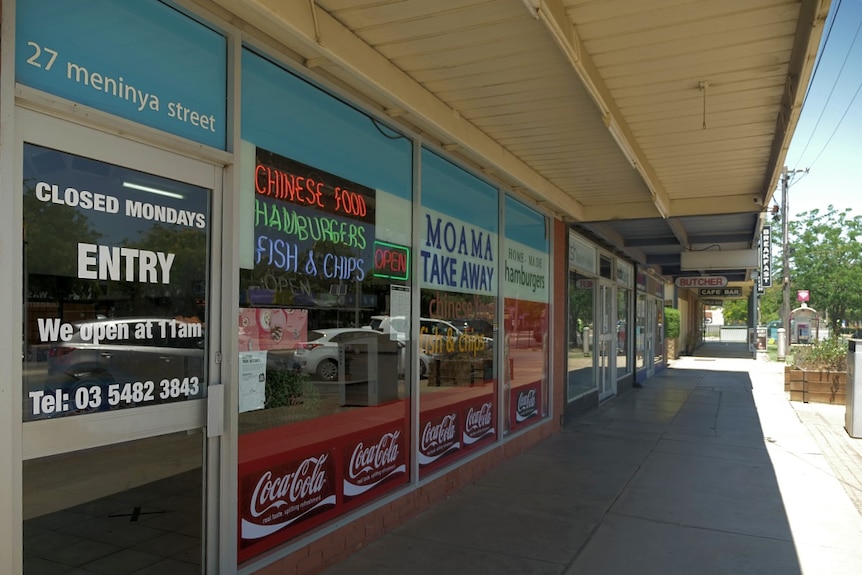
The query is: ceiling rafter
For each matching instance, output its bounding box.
[523,0,675,223]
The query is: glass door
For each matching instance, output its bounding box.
[644,298,657,378]
[19,110,221,575]
[597,282,616,401]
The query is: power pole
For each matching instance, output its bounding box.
[781,167,790,357]
[778,166,808,360]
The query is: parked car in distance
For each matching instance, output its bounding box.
[293,327,430,381]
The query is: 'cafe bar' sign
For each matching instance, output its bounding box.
[674,276,728,288]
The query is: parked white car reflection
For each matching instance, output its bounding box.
[292,328,430,381]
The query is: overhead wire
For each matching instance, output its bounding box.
[799,0,841,111]
[791,0,861,170]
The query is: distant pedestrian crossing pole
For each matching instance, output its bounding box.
[777,328,787,361]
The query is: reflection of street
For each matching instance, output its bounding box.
[567,349,594,399]
[507,346,545,387]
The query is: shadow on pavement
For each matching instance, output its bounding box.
[322,355,862,575]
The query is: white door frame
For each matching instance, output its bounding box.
[645,297,657,378]
[596,281,617,400]
[15,107,224,569]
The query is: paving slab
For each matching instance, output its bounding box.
[320,351,862,575]
[563,514,801,575]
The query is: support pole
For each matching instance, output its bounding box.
[779,167,790,361]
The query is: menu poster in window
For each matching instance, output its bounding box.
[22,143,209,421]
[248,148,376,307]
[238,351,267,413]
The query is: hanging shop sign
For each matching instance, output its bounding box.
[698,287,743,298]
[16,0,227,149]
[675,276,728,288]
[22,144,210,421]
[568,231,597,274]
[760,226,772,289]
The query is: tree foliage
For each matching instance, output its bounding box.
[757,285,782,323]
[723,299,748,325]
[664,307,680,339]
[786,206,862,329]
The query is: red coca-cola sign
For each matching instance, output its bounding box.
[510,381,541,432]
[240,450,336,545]
[343,428,406,500]
[462,400,494,446]
[419,411,460,466]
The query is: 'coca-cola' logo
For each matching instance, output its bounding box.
[516,388,538,421]
[349,431,401,479]
[418,413,460,465]
[465,402,493,432]
[344,430,407,498]
[421,413,457,450]
[250,453,329,519]
[463,402,495,445]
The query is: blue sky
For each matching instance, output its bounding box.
[783,0,862,218]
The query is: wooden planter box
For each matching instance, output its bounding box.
[784,366,847,404]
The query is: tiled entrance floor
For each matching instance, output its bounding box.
[23,469,201,575]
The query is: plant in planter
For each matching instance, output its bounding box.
[791,337,848,371]
[265,367,312,409]
[786,337,849,404]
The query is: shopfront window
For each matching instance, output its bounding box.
[22,144,210,420]
[655,301,665,364]
[418,148,498,475]
[237,49,413,562]
[567,272,594,400]
[636,293,646,370]
[617,288,630,376]
[504,196,549,432]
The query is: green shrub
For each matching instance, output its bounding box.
[664,307,681,339]
[265,368,312,408]
[792,337,848,371]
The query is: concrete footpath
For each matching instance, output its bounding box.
[321,345,862,575]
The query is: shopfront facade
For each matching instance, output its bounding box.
[635,270,667,384]
[564,229,636,417]
[0,1,564,573]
